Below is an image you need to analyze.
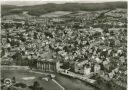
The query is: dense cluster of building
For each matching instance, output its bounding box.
[1,9,127,88]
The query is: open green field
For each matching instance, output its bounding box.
[1,70,61,90]
[40,11,72,17]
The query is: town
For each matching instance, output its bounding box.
[1,3,127,90]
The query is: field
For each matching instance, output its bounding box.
[1,70,61,90]
[40,11,72,17]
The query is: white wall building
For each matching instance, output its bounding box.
[84,66,91,75]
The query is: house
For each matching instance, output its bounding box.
[51,18,64,22]
[108,28,120,34]
[94,64,101,73]
[74,60,89,74]
[1,38,7,45]
[84,66,91,75]
[92,28,103,33]
[103,60,110,71]
[56,61,63,72]
[95,57,102,63]
[108,71,115,79]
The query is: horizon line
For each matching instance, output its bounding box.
[1,0,127,6]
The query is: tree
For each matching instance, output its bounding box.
[29,81,44,90]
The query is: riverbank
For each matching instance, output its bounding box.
[29,70,65,90]
[59,71,99,87]
[1,65,30,70]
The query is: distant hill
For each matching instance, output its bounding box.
[1,1,127,16]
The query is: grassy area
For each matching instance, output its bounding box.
[1,70,61,90]
[40,11,71,17]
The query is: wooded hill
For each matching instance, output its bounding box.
[1,1,127,16]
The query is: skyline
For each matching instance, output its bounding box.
[2,0,127,6]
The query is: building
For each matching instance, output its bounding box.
[84,66,91,75]
[56,61,63,72]
[74,61,88,74]
[37,59,57,72]
[94,64,101,73]
[51,18,64,22]
[92,28,103,33]
[103,60,110,71]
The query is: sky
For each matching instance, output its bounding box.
[1,0,127,6]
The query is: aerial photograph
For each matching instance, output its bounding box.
[1,0,127,90]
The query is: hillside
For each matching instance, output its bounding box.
[1,1,127,16]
